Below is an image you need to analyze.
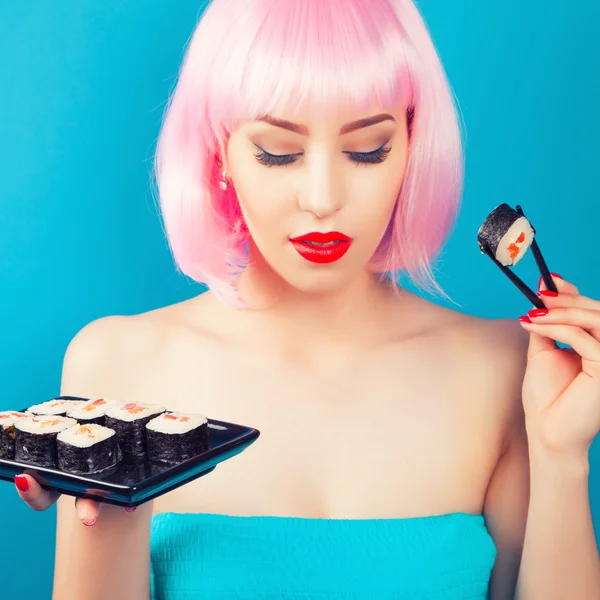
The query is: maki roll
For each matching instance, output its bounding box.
[477,203,535,266]
[14,416,77,467]
[0,411,32,459]
[66,397,125,426]
[57,423,122,474]
[146,412,210,464]
[28,398,85,417]
[104,402,165,457]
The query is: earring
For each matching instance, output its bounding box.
[216,159,228,190]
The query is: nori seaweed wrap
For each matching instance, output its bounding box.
[14,416,77,467]
[477,203,535,266]
[104,402,165,457]
[0,411,31,459]
[146,412,210,464]
[57,423,122,474]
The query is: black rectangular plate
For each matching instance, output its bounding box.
[0,397,260,508]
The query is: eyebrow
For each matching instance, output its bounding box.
[256,113,396,136]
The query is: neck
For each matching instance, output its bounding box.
[232,247,402,347]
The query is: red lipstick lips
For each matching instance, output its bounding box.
[289,231,353,264]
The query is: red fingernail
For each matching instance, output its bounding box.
[82,518,97,527]
[538,290,558,297]
[14,475,29,492]
[551,272,563,279]
[518,316,532,323]
[528,309,549,317]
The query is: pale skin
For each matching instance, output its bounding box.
[16,104,535,600]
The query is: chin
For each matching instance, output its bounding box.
[280,265,362,297]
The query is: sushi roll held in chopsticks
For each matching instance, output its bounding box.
[14,416,77,467]
[104,402,166,457]
[57,423,122,474]
[0,411,32,459]
[146,412,210,464]
[477,203,557,308]
[66,397,125,426]
[477,203,535,267]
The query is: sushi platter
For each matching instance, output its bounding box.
[0,396,260,508]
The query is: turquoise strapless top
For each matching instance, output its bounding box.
[150,511,497,599]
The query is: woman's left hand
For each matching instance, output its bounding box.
[519,274,600,459]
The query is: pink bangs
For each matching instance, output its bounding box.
[153,0,463,307]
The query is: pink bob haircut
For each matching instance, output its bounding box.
[153,0,463,308]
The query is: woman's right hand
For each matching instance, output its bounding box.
[14,473,135,526]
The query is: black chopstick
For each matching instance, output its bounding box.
[480,243,547,309]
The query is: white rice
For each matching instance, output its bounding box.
[147,412,208,434]
[28,399,85,416]
[16,416,77,434]
[495,216,535,266]
[105,402,165,422]
[67,397,125,419]
[0,411,32,429]
[57,423,116,448]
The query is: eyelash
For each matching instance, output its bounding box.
[253,144,392,168]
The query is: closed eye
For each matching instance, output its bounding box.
[252,142,392,168]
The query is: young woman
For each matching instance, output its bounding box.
[15,0,600,598]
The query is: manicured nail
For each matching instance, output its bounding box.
[14,475,29,492]
[550,272,563,279]
[518,316,532,323]
[82,518,97,527]
[125,507,137,512]
[528,309,549,318]
[538,290,558,297]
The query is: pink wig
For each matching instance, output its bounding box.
[153,0,463,307]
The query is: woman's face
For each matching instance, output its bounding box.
[225,103,410,295]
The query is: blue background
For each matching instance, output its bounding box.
[1,1,599,597]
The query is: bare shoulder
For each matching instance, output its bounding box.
[60,311,171,397]
[455,312,530,395]
[440,304,530,447]
[450,310,530,367]
[399,291,529,361]
[59,293,221,397]
[399,292,530,439]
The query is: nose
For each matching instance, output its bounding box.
[297,157,344,218]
